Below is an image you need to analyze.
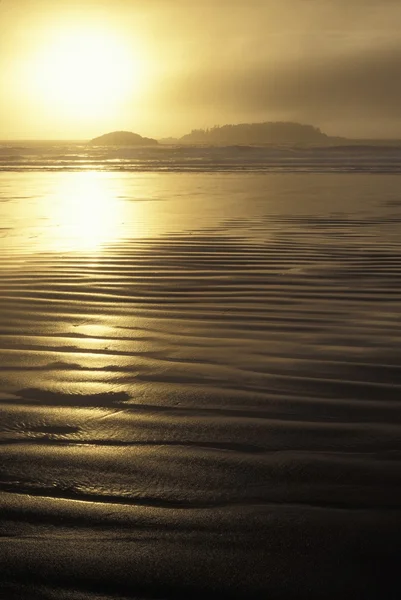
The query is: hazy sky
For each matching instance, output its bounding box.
[1,0,401,139]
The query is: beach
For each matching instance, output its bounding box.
[1,168,401,598]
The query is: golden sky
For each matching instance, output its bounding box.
[1,0,401,140]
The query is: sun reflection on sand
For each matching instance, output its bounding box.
[51,172,126,253]
[0,171,199,258]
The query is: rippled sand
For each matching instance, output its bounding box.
[1,173,401,599]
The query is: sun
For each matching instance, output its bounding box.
[26,24,147,122]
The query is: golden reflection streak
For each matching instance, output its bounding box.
[1,171,169,257]
[50,172,127,253]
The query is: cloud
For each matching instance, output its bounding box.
[163,41,401,125]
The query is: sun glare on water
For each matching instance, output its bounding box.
[26,25,148,122]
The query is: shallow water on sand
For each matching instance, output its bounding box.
[1,172,401,599]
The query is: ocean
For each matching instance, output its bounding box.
[1,143,401,599]
[3,140,401,173]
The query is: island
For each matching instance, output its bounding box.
[90,131,158,146]
[178,122,332,145]
[90,122,348,147]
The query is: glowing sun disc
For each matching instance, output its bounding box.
[27,25,146,120]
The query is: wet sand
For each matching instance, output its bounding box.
[1,172,401,598]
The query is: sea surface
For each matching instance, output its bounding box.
[1,145,401,599]
[2,140,401,173]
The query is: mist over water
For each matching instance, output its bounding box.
[1,170,401,599]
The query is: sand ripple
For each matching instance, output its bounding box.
[1,175,401,598]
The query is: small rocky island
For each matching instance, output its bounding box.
[90,131,158,146]
[178,122,331,145]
